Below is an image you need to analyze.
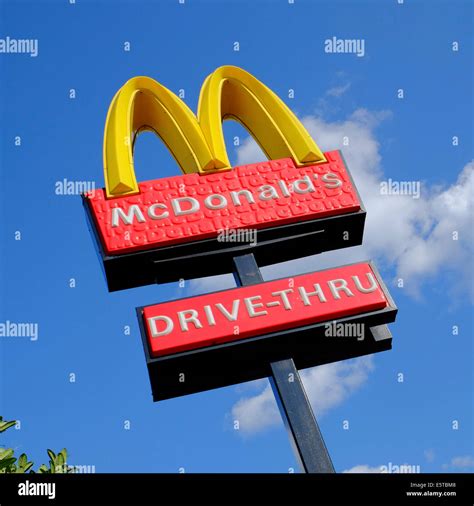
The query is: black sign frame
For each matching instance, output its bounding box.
[83,151,366,292]
[136,261,397,402]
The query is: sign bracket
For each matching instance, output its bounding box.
[233,253,335,474]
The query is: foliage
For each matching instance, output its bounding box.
[0,416,74,473]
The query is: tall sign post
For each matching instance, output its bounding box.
[83,65,397,473]
[233,252,335,474]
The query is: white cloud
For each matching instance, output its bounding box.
[316,80,352,115]
[231,382,278,435]
[232,356,373,434]
[443,455,474,469]
[187,106,473,435]
[213,108,474,301]
[424,449,435,463]
[343,462,422,473]
[326,82,351,97]
[343,464,383,473]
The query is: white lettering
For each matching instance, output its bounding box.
[171,197,199,216]
[244,296,268,317]
[270,289,293,309]
[216,300,240,321]
[328,279,354,299]
[298,284,327,305]
[204,194,227,210]
[230,189,255,206]
[321,173,342,189]
[111,205,145,227]
[352,273,378,293]
[178,310,203,332]
[148,203,169,220]
[258,185,280,200]
[293,175,315,194]
[148,316,174,337]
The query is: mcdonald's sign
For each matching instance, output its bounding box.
[83,66,366,292]
[83,66,397,468]
[137,261,397,401]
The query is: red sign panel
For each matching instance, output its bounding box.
[142,262,390,358]
[87,150,360,255]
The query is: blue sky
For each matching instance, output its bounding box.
[0,0,472,473]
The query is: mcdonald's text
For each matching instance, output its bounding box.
[86,150,360,255]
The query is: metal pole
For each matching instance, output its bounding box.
[270,358,335,473]
[232,253,335,474]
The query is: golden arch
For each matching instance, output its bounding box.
[104,65,326,198]
[198,66,325,170]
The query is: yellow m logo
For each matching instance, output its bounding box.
[104,65,326,198]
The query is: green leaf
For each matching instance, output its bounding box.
[1,416,71,475]
[23,462,34,472]
[0,420,16,433]
[0,458,16,470]
[0,449,14,461]
[56,453,65,470]
[15,454,34,474]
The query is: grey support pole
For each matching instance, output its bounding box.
[269,358,335,473]
[232,253,335,474]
